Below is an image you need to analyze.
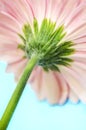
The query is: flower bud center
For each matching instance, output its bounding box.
[18,18,75,71]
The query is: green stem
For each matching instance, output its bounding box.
[0,54,39,130]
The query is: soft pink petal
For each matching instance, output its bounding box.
[60,66,86,103]
[73,61,86,70]
[6,58,28,81]
[69,89,79,103]
[12,0,34,25]
[0,49,25,63]
[0,0,33,25]
[54,72,68,104]
[0,26,19,41]
[70,51,86,63]
[65,2,86,28]
[73,35,86,42]
[0,1,5,11]
[66,23,86,41]
[31,67,46,100]
[26,0,47,26]
[71,63,86,82]
[41,71,61,104]
[0,12,21,32]
[55,0,81,26]
[31,69,61,104]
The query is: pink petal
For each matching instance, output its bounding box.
[42,71,61,104]
[70,51,86,63]
[0,0,33,24]
[73,35,86,42]
[31,69,61,104]
[0,12,21,32]
[69,89,79,103]
[66,23,86,41]
[31,67,46,100]
[55,0,79,26]
[0,41,18,50]
[26,0,47,26]
[0,26,19,40]
[54,72,68,104]
[65,2,86,28]
[12,0,34,25]
[0,1,5,11]
[0,49,25,63]
[6,58,28,81]
[73,61,86,70]
[74,44,86,51]
[71,63,86,82]
[61,66,86,103]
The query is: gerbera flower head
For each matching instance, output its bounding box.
[0,0,86,104]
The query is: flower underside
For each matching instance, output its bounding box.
[18,18,75,71]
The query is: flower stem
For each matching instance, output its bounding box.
[0,54,39,130]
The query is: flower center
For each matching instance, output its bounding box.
[18,18,75,71]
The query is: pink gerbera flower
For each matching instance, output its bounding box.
[0,0,86,105]
[1,0,86,129]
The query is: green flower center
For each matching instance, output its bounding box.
[18,18,75,71]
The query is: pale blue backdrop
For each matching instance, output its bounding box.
[0,61,86,130]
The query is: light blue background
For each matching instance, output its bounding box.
[0,61,86,130]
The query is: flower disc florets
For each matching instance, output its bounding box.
[18,18,75,71]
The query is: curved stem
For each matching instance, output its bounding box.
[0,54,39,130]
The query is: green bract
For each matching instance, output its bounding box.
[18,18,75,71]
